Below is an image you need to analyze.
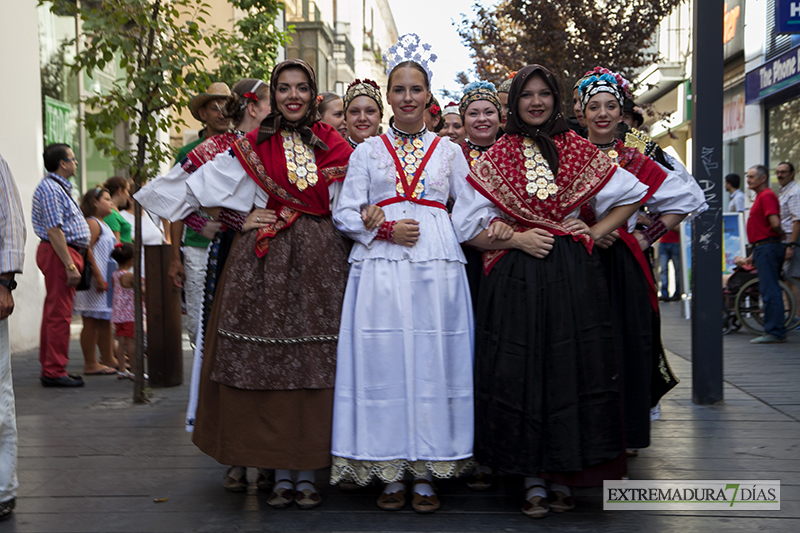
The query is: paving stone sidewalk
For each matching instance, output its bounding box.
[3,301,798,532]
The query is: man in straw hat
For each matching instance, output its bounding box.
[170,82,230,347]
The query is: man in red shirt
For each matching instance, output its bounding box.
[745,164,787,343]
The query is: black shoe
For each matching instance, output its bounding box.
[40,375,85,387]
[0,498,15,522]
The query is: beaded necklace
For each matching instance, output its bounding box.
[465,139,492,168]
[280,130,318,192]
[522,137,558,201]
[391,125,428,199]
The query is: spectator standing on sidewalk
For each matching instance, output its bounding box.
[658,228,682,301]
[169,82,231,347]
[776,162,800,321]
[725,173,745,212]
[0,154,26,521]
[32,144,90,386]
[745,164,786,343]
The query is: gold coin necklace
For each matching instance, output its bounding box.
[522,137,558,200]
[465,139,491,168]
[281,130,318,192]
[392,128,427,199]
[593,139,619,162]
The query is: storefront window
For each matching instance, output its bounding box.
[768,96,800,177]
[39,2,120,194]
[39,3,81,191]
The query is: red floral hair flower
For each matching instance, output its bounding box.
[429,104,440,115]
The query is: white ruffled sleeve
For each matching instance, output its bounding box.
[591,166,650,232]
[332,143,379,246]
[648,154,709,219]
[451,178,505,243]
[133,163,195,222]
[185,149,268,212]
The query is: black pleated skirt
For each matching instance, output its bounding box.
[473,236,625,485]
[598,240,678,449]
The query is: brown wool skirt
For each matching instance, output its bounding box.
[192,215,350,470]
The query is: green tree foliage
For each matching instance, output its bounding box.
[212,0,291,86]
[458,0,683,110]
[39,0,287,401]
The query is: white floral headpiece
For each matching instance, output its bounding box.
[384,33,437,84]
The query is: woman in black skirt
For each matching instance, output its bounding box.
[578,67,707,453]
[451,65,648,518]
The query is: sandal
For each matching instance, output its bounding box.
[411,479,440,513]
[222,466,247,492]
[266,480,294,509]
[376,484,406,511]
[117,370,134,381]
[466,470,492,491]
[256,469,274,492]
[548,489,576,513]
[522,486,550,519]
[295,481,322,510]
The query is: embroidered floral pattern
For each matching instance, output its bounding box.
[467,132,617,273]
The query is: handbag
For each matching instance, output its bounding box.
[76,249,93,291]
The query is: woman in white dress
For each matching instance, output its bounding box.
[73,187,118,375]
[330,37,474,513]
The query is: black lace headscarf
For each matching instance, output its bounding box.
[504,65,570,177]
[255,59,328,150]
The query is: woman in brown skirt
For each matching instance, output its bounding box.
[184,59,353,509]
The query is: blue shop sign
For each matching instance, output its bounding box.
[745,45,800,104]
[777,0,800,34]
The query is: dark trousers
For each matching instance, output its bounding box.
[752,242,786,339]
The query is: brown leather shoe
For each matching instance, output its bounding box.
[295,481,322,509]
[256,469,274,492]
[222,466,247,492]
[466,470,492,491]
[266,480,295,509]
[376,486,406,511]
[548,489,576,513]
[411,479,440,513]
[522,494,550,518]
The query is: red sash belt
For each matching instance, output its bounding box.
[376,196,446,210]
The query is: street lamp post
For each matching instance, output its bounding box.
[690,0,724,405]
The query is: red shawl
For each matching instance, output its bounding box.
[232,122,353,256]
[183,132,239,174]
[467,130,617,273]
[614,139,668,312]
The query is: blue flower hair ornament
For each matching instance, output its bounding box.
[459,80,501,116]
[578,67,632,110]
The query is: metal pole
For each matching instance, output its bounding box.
[691,0,724,405]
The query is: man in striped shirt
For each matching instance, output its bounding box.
[0,153,26,521]
[31,144,90,387]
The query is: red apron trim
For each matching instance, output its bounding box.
[617,229,659,313]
